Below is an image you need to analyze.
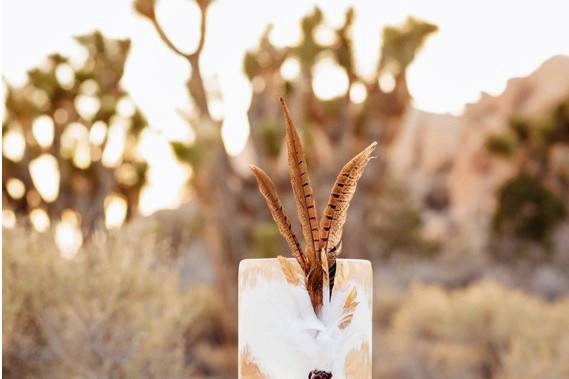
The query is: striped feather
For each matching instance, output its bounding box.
[320,142,377,255]
[250,164,308,273]
[320,248,329,297]
[326,240,341,296]
[281,98,321,267]
[281,97,323,311]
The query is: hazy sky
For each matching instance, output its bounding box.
[3,0,569,215]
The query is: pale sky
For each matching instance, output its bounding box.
[3,0,569,216]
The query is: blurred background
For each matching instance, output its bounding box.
[2,0,569,378]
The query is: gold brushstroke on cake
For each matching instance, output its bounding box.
[334,261,372,303]
[240,259,304,290]
[278,256,302,285]
[338,286,359,329]
[240,346,268,379]
[344,341,371,379]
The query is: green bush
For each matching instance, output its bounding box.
[493,173,566,244]
[486,134,516,157]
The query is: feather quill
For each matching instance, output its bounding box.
[320,249,330,301]
[250,165,308,273]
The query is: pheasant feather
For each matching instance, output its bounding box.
[281,98,321,267]
[281,98,325,310]
[250,165,307,273]
[320,142,377,261]
[250,98,376,313]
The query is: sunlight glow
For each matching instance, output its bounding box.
[102,117,128,167]
[29,154,60,202]
[29,208,50,232]
[104,193,127,229]
[222,112,250,156]
[74,94,101,120]
[314,25,336,46]
[208,98,225,121]
[55,63,75,89]
[117,97,136,118]
[280,57,301,81]
[379,73,396,93]
[349,82,367,104]
[3,209,17,229]
[79,79,99,96]
[312,57,349,100]
[60,122,89,158]
[6,178,26,199]
[32,115,55,148]
[137,129,190,216]
[89,121,108,145]
[3,0,569,218]
[269,22,302,48]
[3,128,26,161]
[73,139,91,169]
[55,209,82,259]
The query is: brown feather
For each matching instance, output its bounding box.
[320,249,329,294]
[320,142,377,255]
[306,264,324,311]
[281,98,323,311]
[250,165,307,273]
[280,98,321,266]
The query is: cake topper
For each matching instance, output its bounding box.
[250,98,377,313]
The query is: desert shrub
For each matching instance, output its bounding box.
[486,134,516,157]
[2,227,218,379]
[369,181,440,258]
[374,281,569,379]
[493,173,566,244]
[251,222,280,259]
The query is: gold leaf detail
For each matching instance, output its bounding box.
[240,346,268,379]
[338,286,359,330]
[278,256,301,286]
[344,341,371,379]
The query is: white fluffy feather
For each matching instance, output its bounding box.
[239,258,372,379]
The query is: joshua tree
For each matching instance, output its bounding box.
[134,0,437,341]
[2,32,148,236]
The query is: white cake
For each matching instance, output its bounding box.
[238,258,372,379]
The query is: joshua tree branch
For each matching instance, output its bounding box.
[150,16,193,61]
[146,2,211,118]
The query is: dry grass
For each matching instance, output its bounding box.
[375,282,569,379]
[2,227,220,379]
[4,226,568,379]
